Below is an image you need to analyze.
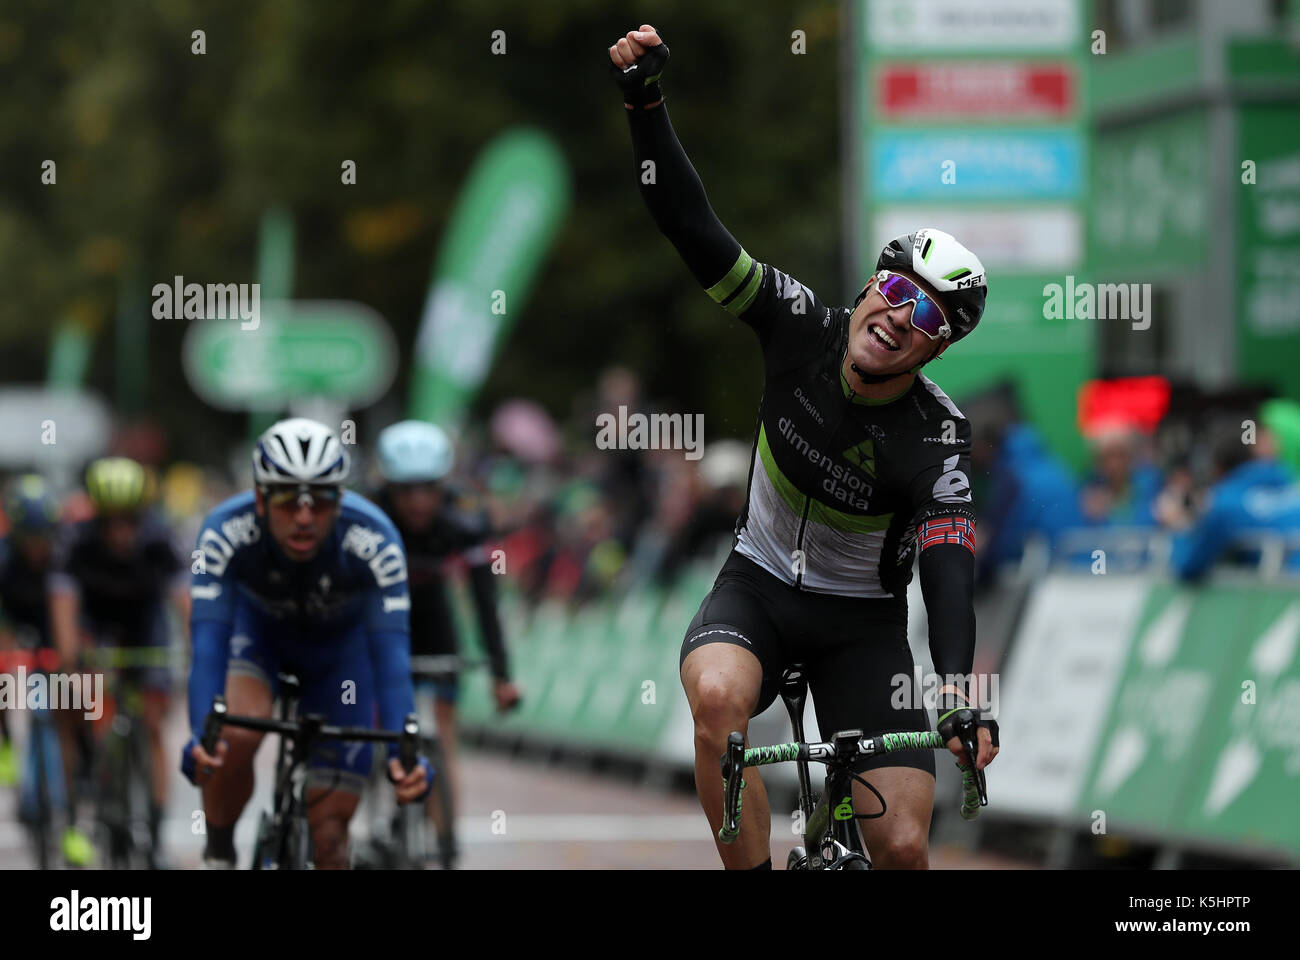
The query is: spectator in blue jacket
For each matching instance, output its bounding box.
[980,422,1085,571]
[1172,410,1300,581]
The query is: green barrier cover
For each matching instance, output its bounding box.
[1080,583,1300,855]
[456,564,1300,859]
[451,568,708,754]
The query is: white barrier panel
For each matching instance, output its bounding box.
[992,575,1147,818]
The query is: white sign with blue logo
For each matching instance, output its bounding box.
[871,130,1082,201]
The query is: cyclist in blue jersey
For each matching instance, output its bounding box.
[0,477,63,794]
[181,418,430,869]
[612,26,998,869]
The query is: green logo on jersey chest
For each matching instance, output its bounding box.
[841,438,875,477]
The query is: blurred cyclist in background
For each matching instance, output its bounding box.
[374,419,519,868]
[0,477,63,791]
[49,457,187,867]
[183,418,429,869]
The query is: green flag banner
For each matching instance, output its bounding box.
[410,128,570,427]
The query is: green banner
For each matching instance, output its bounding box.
[46,317,94,390]
[1236,104,1300,400]
[1079,584,1300,855]
[410,128,570,427]
[1180,596,1300,853]
[1089,110,1209,278]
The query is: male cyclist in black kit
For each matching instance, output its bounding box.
[374,420,520,866]
[610,25,999,869]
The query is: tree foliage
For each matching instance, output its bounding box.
[0,0,841,465]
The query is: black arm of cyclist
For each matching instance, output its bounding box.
[917,542,976,685]
[625,101,743,293]
[467,560,509,681]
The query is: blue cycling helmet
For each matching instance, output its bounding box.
[377,420,454,484]
[5,475,61,534]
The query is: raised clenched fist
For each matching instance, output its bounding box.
[608,24,669,108]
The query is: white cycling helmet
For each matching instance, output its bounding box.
[874,227,987,343]
[376,420,453,484]
[252,418,350,487]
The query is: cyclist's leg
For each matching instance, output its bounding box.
[298,622,374,869]
[204,602,276,849]
[55,662,92,863]
[422,679,458,834]
[303,784,360,870]
[801,595,934,869]
[139,686,169,857]
[135,611,173,851]
[679,553,785,869]
[851,767,933,868]
[204,673,271,824]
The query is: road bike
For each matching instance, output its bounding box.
[88,644,174,870]
[200,673,420,869]
[719,664,987,870]
[354,654,518,869]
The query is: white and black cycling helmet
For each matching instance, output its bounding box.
[873,227,986,344]
[376,420,453,484]
[252,418,350,488]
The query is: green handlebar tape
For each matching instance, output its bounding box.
[880,731,942,752]
[744,742,800,765]
[718,776,746,843]
[956,762,981,821]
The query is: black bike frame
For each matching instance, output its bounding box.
[779,665,870,870]
[267,674,304,868]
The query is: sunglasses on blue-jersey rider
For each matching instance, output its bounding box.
[854,270,952,341]
[264,484,343,513]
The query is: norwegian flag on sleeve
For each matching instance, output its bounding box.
[917,516,976,554]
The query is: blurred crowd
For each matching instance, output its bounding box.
[4,370,1299,619]
[455,369,1300,606]
[964,380,1300,585]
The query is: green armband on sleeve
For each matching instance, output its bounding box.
[707,249,763,317]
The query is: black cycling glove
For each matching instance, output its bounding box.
[936,692,999,749]
[609,38,670,108]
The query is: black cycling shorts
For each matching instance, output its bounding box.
[680,550,934,777]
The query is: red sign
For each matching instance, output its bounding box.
[878,63,1073,119]
[1077,377,1172,437]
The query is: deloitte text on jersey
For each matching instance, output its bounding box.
[595,406,704,460]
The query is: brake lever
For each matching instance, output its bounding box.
[958,719,988,806]
[399,713,420,775]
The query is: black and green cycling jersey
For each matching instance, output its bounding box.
[710,249,975,598]
[622,61,977,684]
